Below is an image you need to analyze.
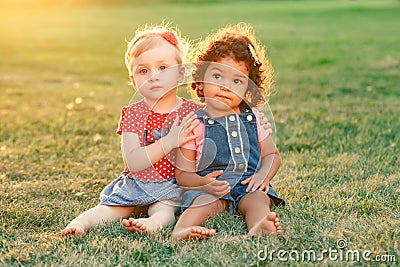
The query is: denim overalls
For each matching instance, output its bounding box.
[182,104,285,212]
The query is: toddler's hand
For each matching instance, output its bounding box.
[202,170,230,196]
[164,112,199,149]
[258,179,270,194]
[241,175,270,193]
[259,113,272,136]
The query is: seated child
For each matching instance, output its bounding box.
[172,23,285,240]
[62,23,202,236]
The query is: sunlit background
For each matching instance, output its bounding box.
[1,0,399,265]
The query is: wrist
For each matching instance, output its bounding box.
[200,176,214,187]
[160,135,174,153]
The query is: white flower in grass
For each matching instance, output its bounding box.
[66,102,74,110]
[95,105,104,112]
[93,133,102,142]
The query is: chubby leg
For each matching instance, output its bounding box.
[122,200,179,233]
[61,205,136,236]
[172,194,227,240]
[238,190,281,236]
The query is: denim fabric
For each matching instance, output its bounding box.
[100,173,183,206]
[182,103,285,212]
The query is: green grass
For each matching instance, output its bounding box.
[1,0,399,266]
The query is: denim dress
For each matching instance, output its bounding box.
[100,174,183,207]
[182,105,285,212]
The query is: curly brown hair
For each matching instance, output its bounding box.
[190,23,274,108]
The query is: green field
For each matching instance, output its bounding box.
[1,0,399,266]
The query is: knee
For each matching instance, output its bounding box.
[238,191,270,212]
[245,190,268,201]
[192,194,223,211]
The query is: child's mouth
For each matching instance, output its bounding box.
[215,95,231,101]
[150,85,163,90]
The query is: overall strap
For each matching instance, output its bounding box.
[194,109,210,119]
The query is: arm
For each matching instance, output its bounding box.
[241,135,281,192]
[122,113,198,173]
[175,147,230,196]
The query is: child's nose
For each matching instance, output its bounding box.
[149,69,161,81]
[219,81,232,91]
[220,86,230,92]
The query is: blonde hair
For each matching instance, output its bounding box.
[190,22,274,107]
[125,23,189,77]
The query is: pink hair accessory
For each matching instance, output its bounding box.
[161,31,179,46]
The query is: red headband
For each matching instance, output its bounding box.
[161,31,179,46]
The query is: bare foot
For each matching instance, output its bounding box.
[172,226,216,241]
[122,217,162,233]
[61,222,85,237]
[248,212,281,236]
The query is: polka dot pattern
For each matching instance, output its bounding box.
[116,99,203,181]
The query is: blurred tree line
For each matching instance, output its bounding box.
[0,0,291,8]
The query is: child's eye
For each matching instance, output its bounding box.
[160,65,168,71]
[139,68,148,74]
[212,73,222,80]
[233,79,243,85]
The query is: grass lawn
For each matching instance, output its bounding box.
[1,0,399,266]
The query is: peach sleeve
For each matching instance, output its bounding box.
[181,119,205,151]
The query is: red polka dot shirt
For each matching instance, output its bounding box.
[117,98,203,181]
